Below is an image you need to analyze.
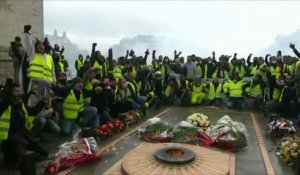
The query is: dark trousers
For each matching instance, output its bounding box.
[1,139,48,164]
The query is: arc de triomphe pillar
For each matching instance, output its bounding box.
[0,0,44,83]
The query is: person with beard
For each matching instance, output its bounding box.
[206,78,223,106]
[0,79,48,170]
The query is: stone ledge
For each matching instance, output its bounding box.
[0,47,8,52]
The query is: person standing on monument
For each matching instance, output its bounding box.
[8,36,24,83]
[21,25,55,95]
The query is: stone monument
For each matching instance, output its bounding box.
[0,0,43,83]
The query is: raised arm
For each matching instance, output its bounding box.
[289,43,300,59]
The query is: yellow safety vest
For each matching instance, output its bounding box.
[223,80,245,97]
[28,53,46,80]
[0,105,34,140]
[63,90,84,119]
[249,65,257,76]
[165,85,172,97]
[236,66,246,78]
[131,66,137,78]
[279,87,298,103]
[269,66,281,79]
[197,64,202,76]
[59,61,65,73]
[93,61,107,77]
[272,88,280,101]
[159,66,166,80]
[208,83,222,100]
[245,80,262,97]
[83,81,93,103]
[192,84,204,94]
[127,81,139,96]
[212,68,229,79]
[76,59,84,70]
[44,55,54,82]
[110,66,122,79]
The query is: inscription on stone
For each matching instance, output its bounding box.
[0,0,13,12]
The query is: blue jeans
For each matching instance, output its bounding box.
[60,106,99,135]
[227,97,244,109]
[131,96,147,110]
[99,109,111,124]
[32,117,60,137]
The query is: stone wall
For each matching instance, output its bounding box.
[0,0,43,83]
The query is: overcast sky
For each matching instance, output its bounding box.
[44,1,300,58]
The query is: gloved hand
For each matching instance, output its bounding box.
[92,43,97,47]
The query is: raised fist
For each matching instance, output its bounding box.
[145,49,150,55]
[92,43,97,47]
[290,43,295,50]
[24,25,31,33]
[129,49,135,57]
[212,51,215,55]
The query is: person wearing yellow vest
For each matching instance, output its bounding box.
[75,54,85,78]
[21,26,56,96]
[83,69,96,105]
[244,75,264,110]
[206,78,223,106]
[223,73,246,109]
[190,76,206,105]
[110,78,134,117]
[26,83,60,140]
[164,78,179,105]
[212,60,230,80]
[271,76,299,118]
[109,60,123,80]
[126,73,147,113]
[26,39,56,95]
[51,77,99,135]
[0,78,49,165]
[268,56,282,80]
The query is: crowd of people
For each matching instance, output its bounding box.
[1,25,300,171]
